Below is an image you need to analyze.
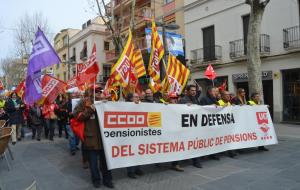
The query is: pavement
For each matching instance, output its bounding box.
[0,123,300,190]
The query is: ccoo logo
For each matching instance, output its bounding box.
[104,111,161,128]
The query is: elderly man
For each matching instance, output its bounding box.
[179,85,202,168]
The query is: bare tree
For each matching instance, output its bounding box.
[245,0,270,102]
[14,12,52,59]
[0,57,26,89]
[88,0,137,54]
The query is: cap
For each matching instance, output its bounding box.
[168,92,178,98]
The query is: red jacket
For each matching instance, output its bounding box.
[42,103,58,119]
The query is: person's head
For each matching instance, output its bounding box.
[145,88,153,101]
[237,88,246,97]
[207,86,217,98]
[126,93,133,102]
[221,90,231,102]
[168,92,178,104]
[139,91,145,101]
[251,92,260,104]
[132,92,140,104]
[215,88,221,100]
[10,92,18,100]
[83,89,93,104]
[186,85,197,97]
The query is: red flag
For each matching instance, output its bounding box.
[218,79,227,92]
[70,117,85,142]
[42,75,67,104]
[0,80,4,90]
[15,80,25,98]
[67,77,77,89]
[205,64,217,80]
[76,44,100,86]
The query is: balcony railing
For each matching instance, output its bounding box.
[190,45,222,65]
[283,25,300,50]
[135,37,147,50]
[229,34,270,60]
[114,6,151,32]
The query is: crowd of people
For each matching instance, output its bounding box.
[0,84,270,188]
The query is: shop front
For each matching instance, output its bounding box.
[232,71,274,118]
[282,69,300,123]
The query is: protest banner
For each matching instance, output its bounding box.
[95,102,277,170]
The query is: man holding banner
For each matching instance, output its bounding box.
[73,91,114,188]
[178,84,202,168]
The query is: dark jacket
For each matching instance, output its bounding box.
[29,106,43,125]
[231,97,246,105]
[73,100,102,150]
[199,94,217,105]
[57,101,69,122]
[4,98,24,125]
[179,95,200,105]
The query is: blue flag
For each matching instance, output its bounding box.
[25,27,61,105]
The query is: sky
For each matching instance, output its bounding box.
[0,0,99,60]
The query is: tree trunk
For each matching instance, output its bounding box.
[247,0,269,103]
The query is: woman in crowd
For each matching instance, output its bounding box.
[4,92,25,145]
[232,88,247,105]
[42,101,59,141]
[73,90,114,188]
[125,93,144,178]
[167,92,185,172]
[56,94,69,139]
[29,102,43,141]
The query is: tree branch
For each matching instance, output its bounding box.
[261,0,270,8]
[245,0,252,5]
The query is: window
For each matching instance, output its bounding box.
[164,0,173,4]
[104,41,110,51]
[80,41,87,60]
[242,14,250,54]
[202,25,215,61]
[71,48,76,62]
[62,54,67,61]
[63,35,68,46]
[103,65,111,81]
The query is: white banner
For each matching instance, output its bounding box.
[95,102,278,170]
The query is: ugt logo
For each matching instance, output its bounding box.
[256,112,270,135]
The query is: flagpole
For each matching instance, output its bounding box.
[93,78,96,103]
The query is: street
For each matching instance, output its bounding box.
[0,124,300,190]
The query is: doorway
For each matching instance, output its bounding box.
[236,80,274,118]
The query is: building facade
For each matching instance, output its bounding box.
[184,0,300,123]
[68,17,108,82]
[53,28,80,81]
[105,0,186,84]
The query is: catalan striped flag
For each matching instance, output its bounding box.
[148,17,164,92]
[166,54,190,95]
[110,29,134,87]
[133,49,146,78]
